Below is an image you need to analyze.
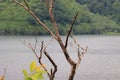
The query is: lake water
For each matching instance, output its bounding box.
[0,35,120,80]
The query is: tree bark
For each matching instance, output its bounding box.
[69,64,77,80]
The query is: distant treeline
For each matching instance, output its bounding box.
[0,0,120,35]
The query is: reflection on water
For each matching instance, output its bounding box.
[0,35,120,80]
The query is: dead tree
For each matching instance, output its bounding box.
[13,0,88,80]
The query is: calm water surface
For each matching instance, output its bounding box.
[0,35,120,80]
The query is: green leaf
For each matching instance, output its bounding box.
[27,77,33,80]
[22,61,46,80]
[30,61,36,72]
[22,69,28,80]
[38,73,44,79]
[30,72,44,80]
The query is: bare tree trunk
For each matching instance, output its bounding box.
[69,64,77,80]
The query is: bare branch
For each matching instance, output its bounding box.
[28,43,39,60]
[76,46,88,70]
[23,0,30,9]
[70,35,84,50]
[39,41,44,59]
[34,37,38,50]
[39,41,57,80]
[48,0,59,36]
[44,49,57,79]
[38,41,51,77]
[13,0,57,39]
[65,12,79,48]
[70,34,88,63]
[44,37,54,49]
[66,34,87,80]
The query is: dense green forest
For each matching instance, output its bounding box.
[0,0,120,35]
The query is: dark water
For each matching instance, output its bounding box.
[0,35,120,80]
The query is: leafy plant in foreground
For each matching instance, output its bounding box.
[22,61,46,80]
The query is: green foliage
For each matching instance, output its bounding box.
[0,0,120,35]
[22,61,46,80]
[76,0,120,24]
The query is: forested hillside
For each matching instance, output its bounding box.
[0,0,120,35]
[76,0,120,24]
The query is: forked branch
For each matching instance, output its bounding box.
[13,0,57,39]
[23,0,30,9]
[65,12,79,48]
[44,0,59,36]
[25,38,57,80]
[39,41,50,76]
[44,49,57,80]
